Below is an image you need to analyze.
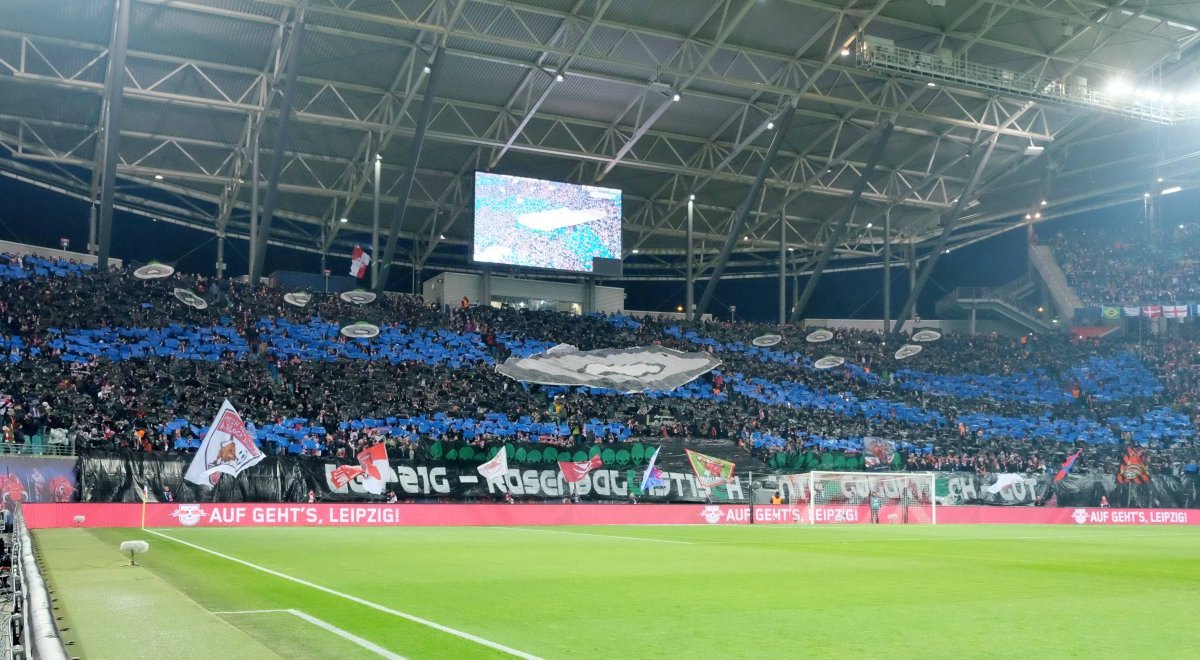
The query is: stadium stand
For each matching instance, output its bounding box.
[2,256,1198,485]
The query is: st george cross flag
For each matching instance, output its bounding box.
[1123,307,1142,317]
[1164,305,1188,319]
[1054,449,1082,482]
[559,455,603,483]
[477,448,509,488]
[329,465,366,489]
[356,443,390,495]
[184,400,264,487]
[639,446,666,493]
[1143,305,1162,318]
[350,245,371,278]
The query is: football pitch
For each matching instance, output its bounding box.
[33,524,1200,659]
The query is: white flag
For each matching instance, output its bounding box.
[184,400,264,487]
[477,449,509,489]
[985,473,1023,495]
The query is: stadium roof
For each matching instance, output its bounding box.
[3,0,1200,282]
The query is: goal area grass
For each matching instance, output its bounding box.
[34,524,1200,659]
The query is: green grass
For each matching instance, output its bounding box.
[34,524,1200,659]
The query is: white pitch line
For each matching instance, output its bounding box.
[147,529,541,660]
[215,609,405,660]
[509,527,694,544]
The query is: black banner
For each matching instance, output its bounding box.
[79,438,764,503]
[76,449,1200,508]
[937,471,1200,508]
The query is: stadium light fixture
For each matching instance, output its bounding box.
[926,81,936,87]
[631,248,639,254]
[375,154,382,162]
[1157,177,1165,182]
[555,73,564,82]
[840,47,851,57]
[672,92,681,102]
[1144,192,1152,198]
[1025,214,1032,220]
[154,174,163,180]
[1033,212,1041,219]
[787,247,794,252]
[865,223,872,228]
[1037,306,1045,313]
[767,121,775,130]
[1180,224,1186,229]
[1162,186,1183,195]
[339,217,348,224]
[689,194,695,201]
[423,65,431,74]
[676,305,684,312]
[439,233,445,239]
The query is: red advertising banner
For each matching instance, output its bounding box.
[19,503,1200,529]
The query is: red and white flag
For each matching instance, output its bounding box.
[1142,305,1162,318]
[350,245,371,279]
[477,449,509,490]
[356,442,390,494]
[1164,305,1188,319]
[184,400,264,487]
[329,465,366,489]
[558,455,603,483]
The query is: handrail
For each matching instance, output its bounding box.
[12,505,69,660]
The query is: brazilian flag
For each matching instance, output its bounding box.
[1101,306,1120,320]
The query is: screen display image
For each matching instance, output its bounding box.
[473,172,622,272]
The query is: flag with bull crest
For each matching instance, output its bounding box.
[184,400,264,487]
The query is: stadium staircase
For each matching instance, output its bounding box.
[935,275,1056,334]
[1028,244,1083,321]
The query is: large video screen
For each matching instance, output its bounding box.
[473,172,622,273]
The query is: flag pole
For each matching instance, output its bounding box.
[140,484,147,530]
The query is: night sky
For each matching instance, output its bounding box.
[2,173,1194,322]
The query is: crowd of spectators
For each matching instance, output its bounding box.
[1051,224,1200,306]
[1,250,1199,482]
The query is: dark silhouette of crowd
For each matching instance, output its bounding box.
[1,251,1198,482]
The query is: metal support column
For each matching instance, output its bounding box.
[248,130,260,282]
[693,101,796,323]
[789,121,894,324]
[371,154,382,289]
[970,303,977,335]
[216,232,225,279]
[778,210,786,326]
[377,45,447,292]
[883,208,891,337]
[892,135,999,334]
[88,204,98,256]
[685,195,695,320]
[481,267,491,307]
[249,20,306,283]
[96,0,131,269]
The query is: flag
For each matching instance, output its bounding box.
[1123,306,1141,317]
[184,400,264,487]
[1054,449,1082,482]
[477,448,509,488]
[558,455,602,483]
[357,442,390,495]
[135,481,155,502]
[639,447,666,493]
[1165,305,1188,319]
[1190,304,1200,318]
[350,245,371,278]
[1142,305,1162,318]
[985,473,1023,494]
[329,465,366,490]
[1116,446,1151,484]
[1101,306,1120,320]
[684,449,736,488]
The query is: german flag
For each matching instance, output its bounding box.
[1116,446,1151,485]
